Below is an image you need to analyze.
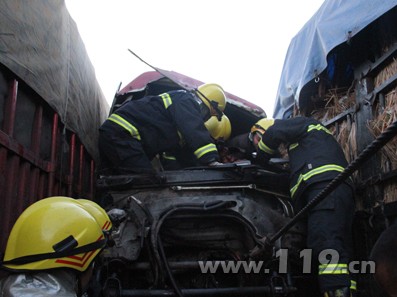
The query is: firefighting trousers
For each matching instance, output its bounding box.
[298,181,355,293]
[98,126,154,174]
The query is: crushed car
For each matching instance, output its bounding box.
[94,71,309,297]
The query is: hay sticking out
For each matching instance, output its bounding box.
[310,88,357,164]
[374,58,397,88]
[326,120,355,164]
[338,120,357,164]
[311,88,356,122]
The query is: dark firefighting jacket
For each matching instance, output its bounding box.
[257,117,349,199]
[103,90,219,165]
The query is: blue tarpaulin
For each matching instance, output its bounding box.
[273,0,397,119]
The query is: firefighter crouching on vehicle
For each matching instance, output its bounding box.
[98,83,231,173]
[250,116,356,297]
[0,197,111,297]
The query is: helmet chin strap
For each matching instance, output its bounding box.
[1,238,107,265]
[249,131,264,143]
[194,88,223,120]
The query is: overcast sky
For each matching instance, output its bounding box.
[65,0,324,116]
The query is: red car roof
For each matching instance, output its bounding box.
[119,70,266,117]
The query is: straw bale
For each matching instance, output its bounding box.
[374,58,397,88]
[371,56,397,203]
[373,44,397,203]
[311,88,356,122]
[367,89,397,171]
[337,120,357,164]
[309,88,357,164]
[367,87,397,203]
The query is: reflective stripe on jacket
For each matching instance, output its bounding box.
[290,164,345,198]
[194,143,218,159]
[108,114,141,140]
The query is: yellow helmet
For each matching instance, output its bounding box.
[2,197,106,272]
[205,114,232,141]
[197,83,227,114]
[250,118,275,136]
[77,199,112,232]
[29,196,112,232]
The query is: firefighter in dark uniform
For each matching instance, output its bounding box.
[98,83,231,174]
[250,116,355,297]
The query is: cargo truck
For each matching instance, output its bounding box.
[96,1,397,297]
[0,0,108,269]
[2,1,397,297]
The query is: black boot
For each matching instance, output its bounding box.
[323,287,351,297]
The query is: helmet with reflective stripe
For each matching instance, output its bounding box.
[250,118,275,136]
[76,199,112,232]
[2,197,106,272]
[204,114,232,140]
[197,83,227,114]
